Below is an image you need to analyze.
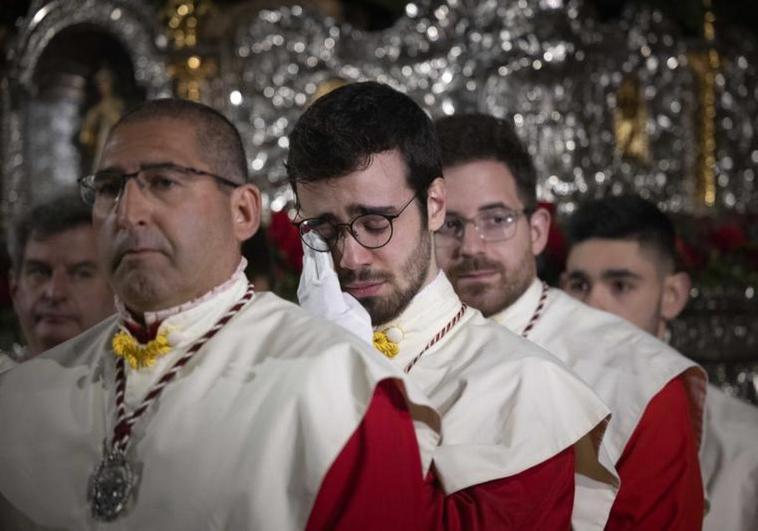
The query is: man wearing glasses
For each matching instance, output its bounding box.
[292,81,616,528]
[435,113,706,529]
[0,98,443,529]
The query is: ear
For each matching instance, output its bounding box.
[528,206,551,256]
[230,184,262,242]
[426,177,446,232]
[660,271,691,321]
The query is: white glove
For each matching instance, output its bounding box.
[297,233,373,344]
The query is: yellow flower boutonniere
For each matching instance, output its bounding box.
[112,329,172,370]
[372,330,399,359]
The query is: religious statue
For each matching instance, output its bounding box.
[79,68,124,172]
[613,73,650,163]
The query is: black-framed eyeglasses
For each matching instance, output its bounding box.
[296,195,418,252]
[436,206,533,247]
[78,162,240,211]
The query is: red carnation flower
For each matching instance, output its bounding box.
[709,223,748,253]
[675,237,705,271]
[267,210,303,273]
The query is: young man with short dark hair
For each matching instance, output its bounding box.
[293,82,615,529]
[564,194,758,531]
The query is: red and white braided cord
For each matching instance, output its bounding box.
[112,284,255,452]
[521,281,549,339]
[404,304,467,374]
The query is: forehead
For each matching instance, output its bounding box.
[295,150,411,217]
[100,118,202,170]
[566,239,659,276]
[442,159,522,214]
[24,225,98,263]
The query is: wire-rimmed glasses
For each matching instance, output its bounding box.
[436,207,532,247]
[78,162,240,213]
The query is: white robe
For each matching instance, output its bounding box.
[373,273,617,520]
[0,344,27,375]
[0,352,17,375]
[491,278,707,529]
[0,273,438,531]
[701,385,758,531]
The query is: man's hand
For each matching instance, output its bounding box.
[297,233,373,344]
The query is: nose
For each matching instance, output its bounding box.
[43,269,71,303]
[115,177,151,228]
[336,230,373,271]
[458,222,486,257]
[585,286,612,313]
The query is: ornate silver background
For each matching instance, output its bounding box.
[1,0,171,224]
[223,0,758,216]
[3,0,756,400]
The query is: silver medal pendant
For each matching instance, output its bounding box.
[88,447,136,521]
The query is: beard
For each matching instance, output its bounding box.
[337,230,431,326]
[447,252,535,317]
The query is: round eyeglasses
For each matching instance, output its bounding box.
[296,195,418,252]
[435,207,532,247]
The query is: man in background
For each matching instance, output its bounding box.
[1,192,115,372]
[564,194,758,531]
[435,113,706,529]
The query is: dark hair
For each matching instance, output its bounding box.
[566,194,678,271]
[286,81,441,214]
[8,191,93,270]
[111,98,248,184]
[435,114,538,211]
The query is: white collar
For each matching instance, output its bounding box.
[491,277,544,333]
[114,259,250,353]
[374,271,466,369]
[116,258,248,327]
[112,260,251,391]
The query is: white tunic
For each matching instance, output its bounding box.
[701,386,758,531]
[0,352,17,375]
[0,344,27,375]
[374,274,616,504]
[0,273,438,531]
[491,278,707,529]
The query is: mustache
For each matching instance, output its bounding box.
[448,256,503,277]
[111,230,170,267]
[337,267,391,286]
